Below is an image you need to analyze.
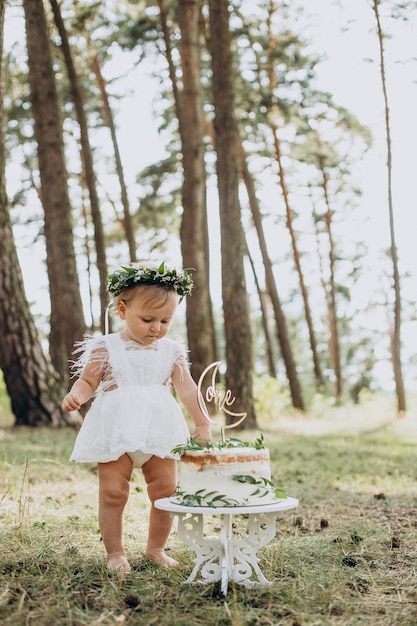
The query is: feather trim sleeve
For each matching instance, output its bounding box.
[69,334,112,390]
[172,338,191,381]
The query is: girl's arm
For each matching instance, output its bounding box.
[62,360,102,413]
[172,363,212,443]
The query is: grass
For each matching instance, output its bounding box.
[1,397,417,625]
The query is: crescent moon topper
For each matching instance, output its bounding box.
[196,361,247,443]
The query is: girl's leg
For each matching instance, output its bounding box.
[141,456,178,568]
[98,454,133,572]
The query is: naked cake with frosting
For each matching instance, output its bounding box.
[172,436,285,507]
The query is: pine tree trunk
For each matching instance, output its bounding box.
[208,0,257,427]
[177,0,217,381]
[158,0,217,383]
[91,53,137,263]
[240,148,305,411]
[372,0,406,415]
[23,0,85,380]
[261,9,324,392]
[246,247,277,378]
[270,126,325,390]
[321,166,343,399]
[0,1,68,426]
[50,0,108,333]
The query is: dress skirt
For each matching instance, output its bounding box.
[70,383,190,463]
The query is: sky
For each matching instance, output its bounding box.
[4,0,417,391]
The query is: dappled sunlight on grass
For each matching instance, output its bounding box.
[334,475,417,497]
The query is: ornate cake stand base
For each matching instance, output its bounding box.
[155,497,299,596]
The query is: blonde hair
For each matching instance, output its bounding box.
[114,282,178,309]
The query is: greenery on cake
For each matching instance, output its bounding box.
[173,476,286,507]
[173,486,240,507]
[171,433,267,456]
[233,475,286,500]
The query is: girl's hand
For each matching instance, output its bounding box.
[62,392,82,413]
[192,425,212,445]
[62,378,96,412]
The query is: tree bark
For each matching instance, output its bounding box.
[91,52,137,263]
[320,164,343,400]
[240,146,305,409]
[262,4,324,392]
[372,0,406,415]
[177,0,217,381]
[246,246,277,378]
[158,0,217,383]
[0,0,68,426]
[208,0,256,427]
[23,0,85,380]
[270,126,325,391]
[50,0,108,333]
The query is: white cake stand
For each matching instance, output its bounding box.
[155,496,299,596]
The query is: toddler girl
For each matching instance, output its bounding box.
[62,262,211,573]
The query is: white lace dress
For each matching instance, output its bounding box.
[69,333,191,463]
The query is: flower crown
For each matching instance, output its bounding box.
[106,262,194,301]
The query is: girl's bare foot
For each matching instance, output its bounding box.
[146,548,178,568]
[107,553,131,573]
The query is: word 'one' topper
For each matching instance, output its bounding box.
[196,361,247,443]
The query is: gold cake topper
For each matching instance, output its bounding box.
[197,361,247,443]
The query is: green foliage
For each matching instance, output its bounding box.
[106,262,194,301]
[232,474,286,499]
[173,486,240,507]
[253,375,292,422]
[174,475,285,507]
[171,433,267,455]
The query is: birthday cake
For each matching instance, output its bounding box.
[172,437,284,507]
[172,361,285,507]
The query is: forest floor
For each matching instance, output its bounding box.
[1,396,417,625]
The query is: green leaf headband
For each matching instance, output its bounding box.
[106,262,194,302]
